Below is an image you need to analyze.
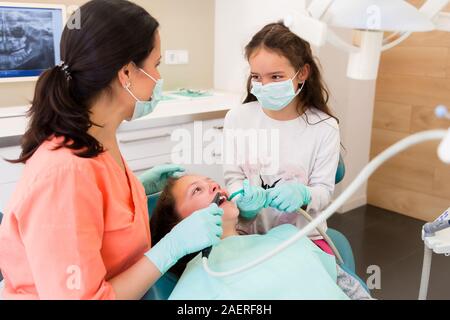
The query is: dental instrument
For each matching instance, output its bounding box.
[423,208,450,237]
[229,188,344,263]
[296,208,344,264]
[201,192,227,259]
[203,106,449,277]
[435,105,450,120]
[419,207,450,299]
[228,189,244,201]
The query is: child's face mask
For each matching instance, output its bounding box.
[251,70,305,111]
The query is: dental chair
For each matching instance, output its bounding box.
[143,155,369,300]
[0,156,367,299]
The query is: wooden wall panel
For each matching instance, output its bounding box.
[446,50,450,77]
[368,181,450,222]
[370,128,441,166]
[378,47,448,78]
[433,165,450,199]
[375,74,450,107]
[373,101,412,133]
[410,104,450,132]
[369,2,450,221]
[370,156,435,194]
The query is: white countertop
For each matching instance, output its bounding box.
[0,90,243,143]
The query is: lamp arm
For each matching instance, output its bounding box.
[419,0,449,19]
[381,0,449,51]
[381,31,412,51]
[380,0,448,51]
[327,28,360,53]
[435,12,450,31]
[307,0,334,19]
[383,31,403,44]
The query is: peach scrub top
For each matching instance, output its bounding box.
[0,136,151,299]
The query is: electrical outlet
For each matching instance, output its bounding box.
[165,50,189,65]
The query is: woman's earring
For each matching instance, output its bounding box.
[124,81,131,89]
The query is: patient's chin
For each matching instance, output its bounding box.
[221,201,239,220]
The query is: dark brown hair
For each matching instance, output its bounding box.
[244,22,339,125]
[10,0,159,163]
[150,177,199,277]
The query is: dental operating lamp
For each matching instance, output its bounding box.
[284,0,450,80]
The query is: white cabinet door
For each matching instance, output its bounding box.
[128,153,174,175]
[118,123,190,162]
[0,182,16,213]
[0,146,22,212]
[0,146,23,184]
[175,118,225,186]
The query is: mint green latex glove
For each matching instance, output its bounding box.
[138,164,185,195]
[145,203,223,274]
[236,179,268,220]
[267,182,311,213]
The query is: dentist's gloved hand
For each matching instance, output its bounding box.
[145,203,223,274]
[267,182,311,213]
[138,164,185,195]
[236,179,268,220]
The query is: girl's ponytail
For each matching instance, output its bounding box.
[11,65,99,164]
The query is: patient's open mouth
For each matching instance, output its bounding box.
[212,193,228,207]
[218,195,227,206]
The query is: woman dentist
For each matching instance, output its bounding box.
[0,0,223,299]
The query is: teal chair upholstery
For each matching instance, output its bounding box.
[141,271,178,300]
[335,154,346,185]
[143,193,178,300]
[327,228,355,272]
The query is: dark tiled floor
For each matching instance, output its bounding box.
[328,205,450,300]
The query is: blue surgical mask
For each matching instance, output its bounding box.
[125,68,164,121]
[250,70,305,111]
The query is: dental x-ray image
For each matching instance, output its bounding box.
[0,5,63,80]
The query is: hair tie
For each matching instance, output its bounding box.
[56,60,72,81]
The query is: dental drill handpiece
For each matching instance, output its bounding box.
[202,192,222,259]
[423,208,450,237]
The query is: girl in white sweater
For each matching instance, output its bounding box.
[223,22,341,253]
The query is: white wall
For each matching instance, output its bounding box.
[214,0,377,213]
[337,80,376,213]
[0,0,215,108]
[317,29,377,213]
[214,0,306,95]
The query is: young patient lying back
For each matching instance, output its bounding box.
[150,174,371,300]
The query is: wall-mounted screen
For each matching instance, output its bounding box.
[0,2,66,82]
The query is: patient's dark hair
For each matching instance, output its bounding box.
[150,177,199,277]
